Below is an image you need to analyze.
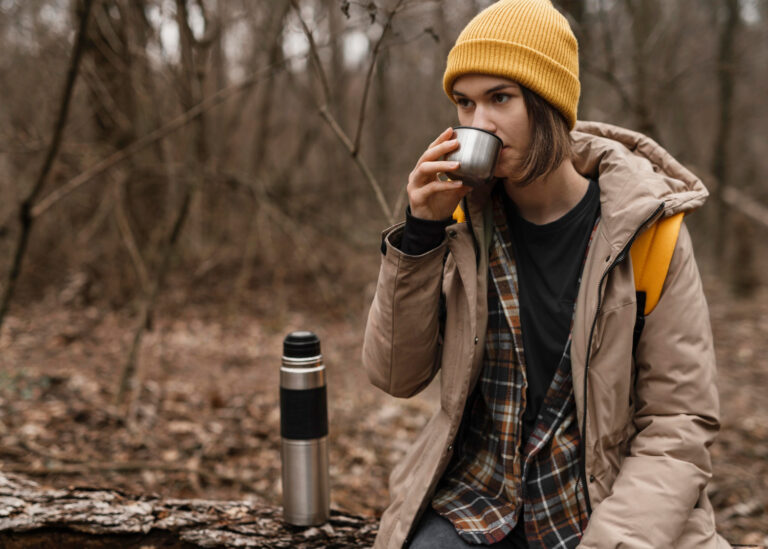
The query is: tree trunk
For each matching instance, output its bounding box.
[623,0,661,141]
[711,0,740,261]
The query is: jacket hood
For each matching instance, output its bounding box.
[465,120,708,256]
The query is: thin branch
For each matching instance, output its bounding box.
[352,0,407,156]
[392,180,409,220]
[319,105,393,222]
[30,57,293,219]
[723,189,768,230]
[289,0,331,106]
[0,0,94,333]
[76,179,117,244]
[113,176,151,294]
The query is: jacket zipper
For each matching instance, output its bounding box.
[578,202,665,517]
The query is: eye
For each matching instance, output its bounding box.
[492,93,510,104]
[455,97,474,109]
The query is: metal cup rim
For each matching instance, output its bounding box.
[452,126,503,146]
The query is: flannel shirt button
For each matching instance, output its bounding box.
[447,444,453,453]
[589,474,596,483]
[474,336,479,344]
[448,229,457,238]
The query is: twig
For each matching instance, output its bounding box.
[352,0,407,156]
[723,188,768,230]
[289,0,331,106]
[113,176,151,294]
[392,180,409,220]
[0,0,94,333]
[319,106,393,222]
[76,178,118,244]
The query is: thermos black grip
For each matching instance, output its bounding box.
[280,387,328,440]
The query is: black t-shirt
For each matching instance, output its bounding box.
[502,179,601,443]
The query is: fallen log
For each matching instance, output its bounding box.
[0,474,762,548]
[0,473,377,548]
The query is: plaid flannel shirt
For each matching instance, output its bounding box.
[432,194,594,548]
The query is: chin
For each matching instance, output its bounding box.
[494,163,517,180]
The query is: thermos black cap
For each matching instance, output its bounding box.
[283,331,321,358]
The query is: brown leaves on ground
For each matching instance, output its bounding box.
[0,279,766,546]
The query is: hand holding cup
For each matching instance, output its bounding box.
[407,127,472,221]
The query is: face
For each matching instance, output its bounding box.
[451,74,531,180]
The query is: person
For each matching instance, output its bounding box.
[363,0,730,548]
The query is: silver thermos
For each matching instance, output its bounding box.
[280,331,330,526]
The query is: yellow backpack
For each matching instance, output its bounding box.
[452,204,684,354]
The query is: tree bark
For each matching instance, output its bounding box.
[0,473,377,548]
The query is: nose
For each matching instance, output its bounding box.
[471,106,496,133]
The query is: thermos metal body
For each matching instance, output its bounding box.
[280,332,330,526]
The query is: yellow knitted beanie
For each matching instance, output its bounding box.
[443,0,580,129]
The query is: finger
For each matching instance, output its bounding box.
[428,126,454,149]
[411,180,467,201]
[417,139,460,165]
[411,160,461,185]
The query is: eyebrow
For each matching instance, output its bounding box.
[452,83,519,97]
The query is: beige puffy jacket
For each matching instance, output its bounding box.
[363,122,731,549]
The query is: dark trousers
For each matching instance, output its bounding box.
[407,508,528,549]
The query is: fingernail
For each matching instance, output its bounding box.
[451,162,460,168]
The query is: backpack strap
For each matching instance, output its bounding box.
[630,211,684,355]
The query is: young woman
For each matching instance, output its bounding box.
[363,1,729,548]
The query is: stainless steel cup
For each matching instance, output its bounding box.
[443,126,503,187]
[280,331,330,526]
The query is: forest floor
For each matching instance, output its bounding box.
[0,273,766,547]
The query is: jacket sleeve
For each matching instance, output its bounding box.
[579,223,721,548]
[363,223,447,398]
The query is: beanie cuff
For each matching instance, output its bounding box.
[443,38,580,129]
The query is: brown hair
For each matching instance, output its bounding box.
[507,85,573,186]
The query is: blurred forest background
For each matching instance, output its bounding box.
[0,0,767,545]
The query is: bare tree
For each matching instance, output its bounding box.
[0,0,94,333]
